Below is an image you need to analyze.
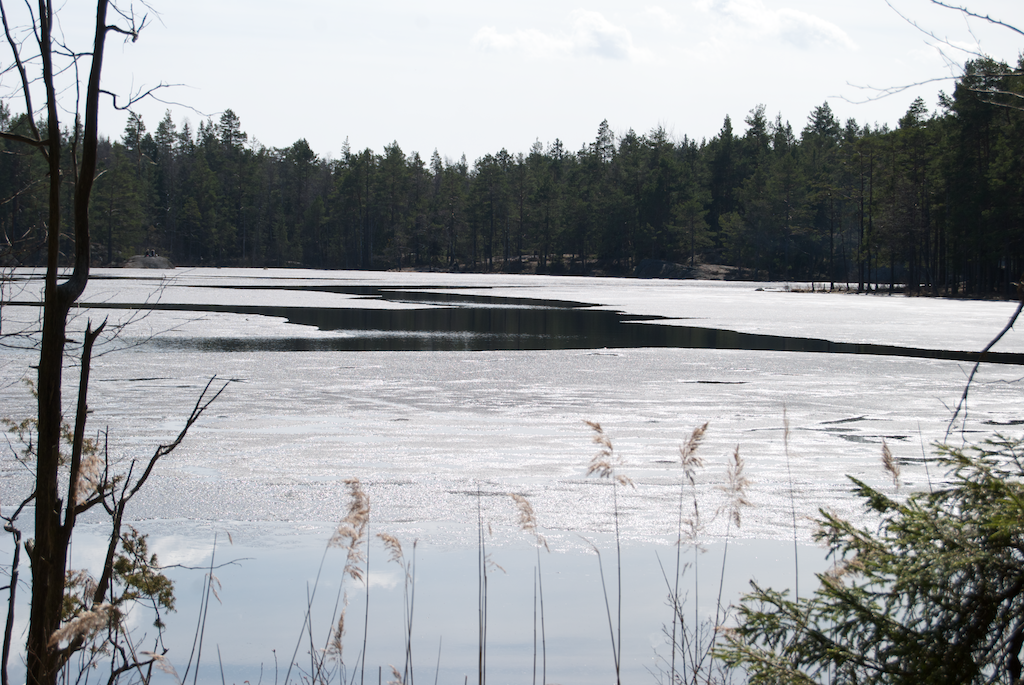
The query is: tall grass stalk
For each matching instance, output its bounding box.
[433,637,442,685]
[532,572,538,685]
[285,478,369,685]
[477,485,486,685]
[917,421,934,494]
[182,534,221,685]
[378,534,417,685]
[674,423,706,683]
[362,520,371,685]
[656,427,749,685]
[537,566,547,685]
[584,421,634,685]
[510,493,549,685]
[881,439,900,491]
[782,409,799,600]
[709,446,749,678]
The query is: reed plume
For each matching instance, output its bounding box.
[585,420,635,488]
[719,446,751,530]
[378,532,418,685]
[510,493,548,552]
[708,445,751,679]
[584,420,635,685]
[140,651,179,678]
[286,478,371,685]
[73,448,104,506]
[330,478,371,583]
[670,423,709,683]
[881,439,900,490]
[48,603,112,647]
[326,601,346,662]
[510,492,549,685]
[680,422,708,487]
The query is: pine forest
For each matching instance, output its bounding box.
[4,57,1024,297]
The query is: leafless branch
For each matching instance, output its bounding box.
[0,2,43,149]
[849,0,1024,105]
[99,81,183,111]
[125,376,229,501]
[927,0,1024,39]
[73,376,230,517]
[885,0,989,61]
[841,75,959,104]
[0,130,46,146]
[946,288,1024,442]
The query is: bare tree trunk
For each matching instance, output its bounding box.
[25,1,107,682]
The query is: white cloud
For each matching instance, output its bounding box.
[472,26,573,57]
[777,9,857,50]
[472,10,653,62]
[696,0,857,50]
[368,568,401,590]
[645,5,680,29]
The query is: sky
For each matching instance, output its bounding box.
[7,0,1024,164]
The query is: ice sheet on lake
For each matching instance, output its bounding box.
[3,268,1022,683]
[3,269,1022,549]
[3,342,1019,548]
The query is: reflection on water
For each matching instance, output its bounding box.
[81,287,1024,363]
[0,522,828,685]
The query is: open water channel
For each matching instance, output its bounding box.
[2,268,1023,684]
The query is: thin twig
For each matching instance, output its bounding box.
[945,294,1024,442]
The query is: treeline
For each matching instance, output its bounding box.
[3,57,1024,295]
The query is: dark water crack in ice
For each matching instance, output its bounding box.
[43,294,1024,364]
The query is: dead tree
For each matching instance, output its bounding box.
[0,2,223,684]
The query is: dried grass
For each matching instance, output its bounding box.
[881,439,901,489]
[510,493,549,551]
[74,450,104,505]
[680,422,708,486]
[378,532,404,565]
[329,478,371,584]
[584,420,634,488]
[140,651,180,679]
[719,446,751,528]
[48,603,113,648]
[326,601,346,662]
[387,664,405,685]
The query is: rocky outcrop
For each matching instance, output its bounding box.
[122,254,174,269]
[633,258,737,280]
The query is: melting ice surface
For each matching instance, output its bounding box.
[2,268,1023,683]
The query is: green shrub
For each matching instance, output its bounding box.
[720,436,1024,685]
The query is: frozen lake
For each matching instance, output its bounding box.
[2,268,1022,683]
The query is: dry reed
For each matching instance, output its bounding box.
[326,603,346,663]
[140,651,180,678]
[584,420,635,489]
[670,423,709,684]
[330,478,371,583]
[709,445,750,680]
[584,420,635,685]
[510,494,549,552]
[285,478,371,685]
[783,408,800,600]
[378,532,418,685]
[47,603,112,648]
[719,446,751,529]
[510,492,549,685]
[881,439,900,490]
